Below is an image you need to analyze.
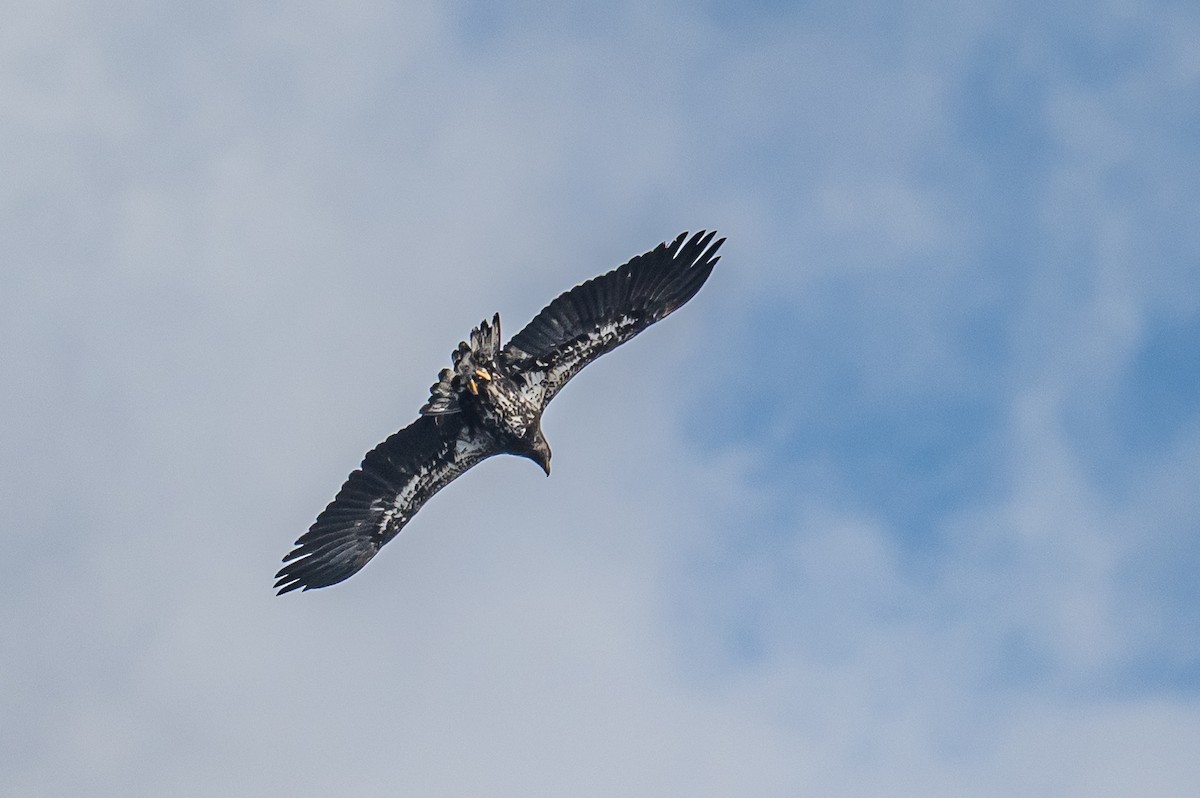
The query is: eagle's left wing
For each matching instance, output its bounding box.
[501,230,723,407]
[275,415,498,594]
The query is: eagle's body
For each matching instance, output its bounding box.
[276,231,724,594]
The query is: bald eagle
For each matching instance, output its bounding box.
[275,231,724,594]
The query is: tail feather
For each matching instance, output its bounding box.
[419,314,502,417]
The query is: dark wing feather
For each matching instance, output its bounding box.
[275,415,498,594]
[501,231,723,406]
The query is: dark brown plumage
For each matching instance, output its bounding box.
[276,231,724,594]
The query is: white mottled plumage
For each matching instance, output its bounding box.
[275,231,723,594]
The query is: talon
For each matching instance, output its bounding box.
[474,367,492,381]
[467,378,479,395]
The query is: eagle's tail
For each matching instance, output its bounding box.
[419,313,501,416]
[468,312,501,360]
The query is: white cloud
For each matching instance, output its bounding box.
[4,1,1200,796]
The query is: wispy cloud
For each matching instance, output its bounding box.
[3,1,1199,795]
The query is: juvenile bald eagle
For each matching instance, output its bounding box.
[275,231,724,594]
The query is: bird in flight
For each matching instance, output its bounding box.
[275,231,724,594]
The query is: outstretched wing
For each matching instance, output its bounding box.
[501,230,723,406]
[275,415,498,594]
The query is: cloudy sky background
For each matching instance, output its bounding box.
[4,0,1200,794]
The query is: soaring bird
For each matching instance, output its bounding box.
[275,231,724,594]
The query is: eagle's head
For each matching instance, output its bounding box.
[524,427,552,476]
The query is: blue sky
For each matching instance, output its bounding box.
[4,0,1200,795]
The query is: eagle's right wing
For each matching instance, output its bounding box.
[275,415,498,594]
[501,231,723,407]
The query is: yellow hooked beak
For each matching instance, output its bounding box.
[474,367,492,381]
